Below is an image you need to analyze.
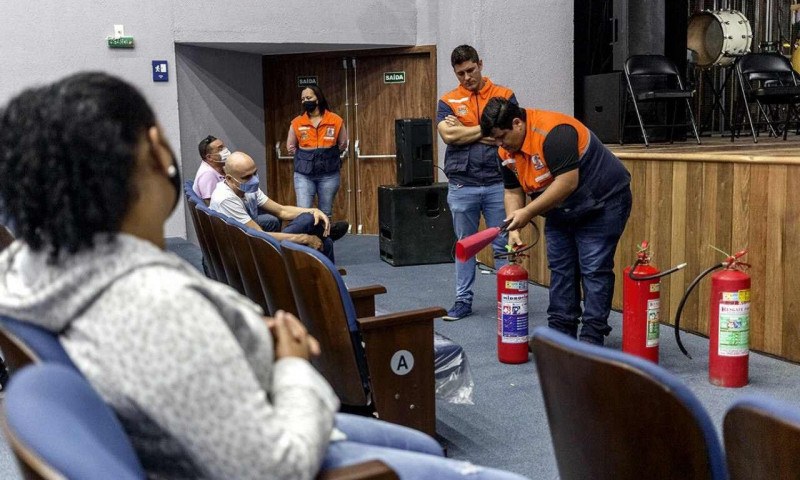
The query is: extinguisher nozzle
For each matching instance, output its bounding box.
[677,263,687,270]
[455,227,502,262]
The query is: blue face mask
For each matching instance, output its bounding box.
[237,174,260,194]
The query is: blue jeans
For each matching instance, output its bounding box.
[294,171,341,218]
[323,413,529,480]
[256,213,280,232]
[283,212,334,262]
[448,182,508,305]
[545,187,632,344]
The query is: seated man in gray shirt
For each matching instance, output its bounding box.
[210,151,334,260]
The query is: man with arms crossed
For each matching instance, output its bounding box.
[437,45,517,321]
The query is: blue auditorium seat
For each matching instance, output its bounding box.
[531,326,727,480]
[3,363,145,479]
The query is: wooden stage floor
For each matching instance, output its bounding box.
[607,135,800,164]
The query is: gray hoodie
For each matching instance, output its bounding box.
[0,234,339,480]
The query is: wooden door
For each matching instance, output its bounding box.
[263,56,354,224]
[263,47,437,234]
[350,50,437,234]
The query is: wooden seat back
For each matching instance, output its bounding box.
[531,327,727,480]
[244,230,299,317]
[281,242,369,406]
[224,222,269,312]
[207,213,246,295]
[194,205,228,284]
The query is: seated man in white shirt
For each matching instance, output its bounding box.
[210,151,334,260]
[195,135,281,232]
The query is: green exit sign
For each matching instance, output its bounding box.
[384,71,406,84]
[297,76,318,87]
[107,36,135,49]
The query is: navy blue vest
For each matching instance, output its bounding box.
[294,145,340,176]
[535,133,631,222]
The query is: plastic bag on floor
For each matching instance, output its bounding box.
[434,332,474,404]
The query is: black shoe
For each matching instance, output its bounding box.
[329,221,349,241]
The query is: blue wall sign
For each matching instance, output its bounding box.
[152,60,168,82]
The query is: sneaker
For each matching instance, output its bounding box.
[329,221,349,241]
[443,301,472,321]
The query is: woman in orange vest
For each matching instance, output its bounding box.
[287,85,349,239]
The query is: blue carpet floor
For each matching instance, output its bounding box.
[333,234,800,479]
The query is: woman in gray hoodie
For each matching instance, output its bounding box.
[0,73,528,480]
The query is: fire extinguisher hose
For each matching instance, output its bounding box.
[673,262,726,359]
[628,260,688,281]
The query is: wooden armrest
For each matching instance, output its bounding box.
[348,284,387,299]
[348,284,388,318]
[356,306,442,436]
[317,460,398,480]
[0,328,37,372]
[356,307,446,331]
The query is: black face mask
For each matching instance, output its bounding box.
[302,101,318,113]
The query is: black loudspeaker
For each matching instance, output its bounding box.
[583,72,626,144]
[378,183,454,266]
[395,118,433,186]
[583,72,675,144]
[574,0,687,121]
[611,0,665,71]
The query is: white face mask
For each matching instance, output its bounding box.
[216,148,231,163]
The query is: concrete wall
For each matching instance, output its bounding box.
[172,0,418,47]
[0,0,573,237]
[0,1,421,239]
[0,0,184,235]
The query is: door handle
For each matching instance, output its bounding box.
[274,142,293,160]
[611,17,618,45]
[355,140,396,160]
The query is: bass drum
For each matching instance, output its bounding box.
[687,10,753,67]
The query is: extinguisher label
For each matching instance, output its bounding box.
[498,293,528,344]
[649,283,660,293]
[719,301,750,357]
[646,299,660,347]
[721,290,752,303]
[738,289,751,302]
[504,280,528,291]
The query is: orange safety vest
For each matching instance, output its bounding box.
[439,77,515,127]
[498,109,590,193]
[291,110,344,175]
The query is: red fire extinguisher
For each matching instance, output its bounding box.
[623,241,686,363]
[708,251,750,387]
[675,248,750,387]
[497,251,529,364]
[455,220,539,365]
